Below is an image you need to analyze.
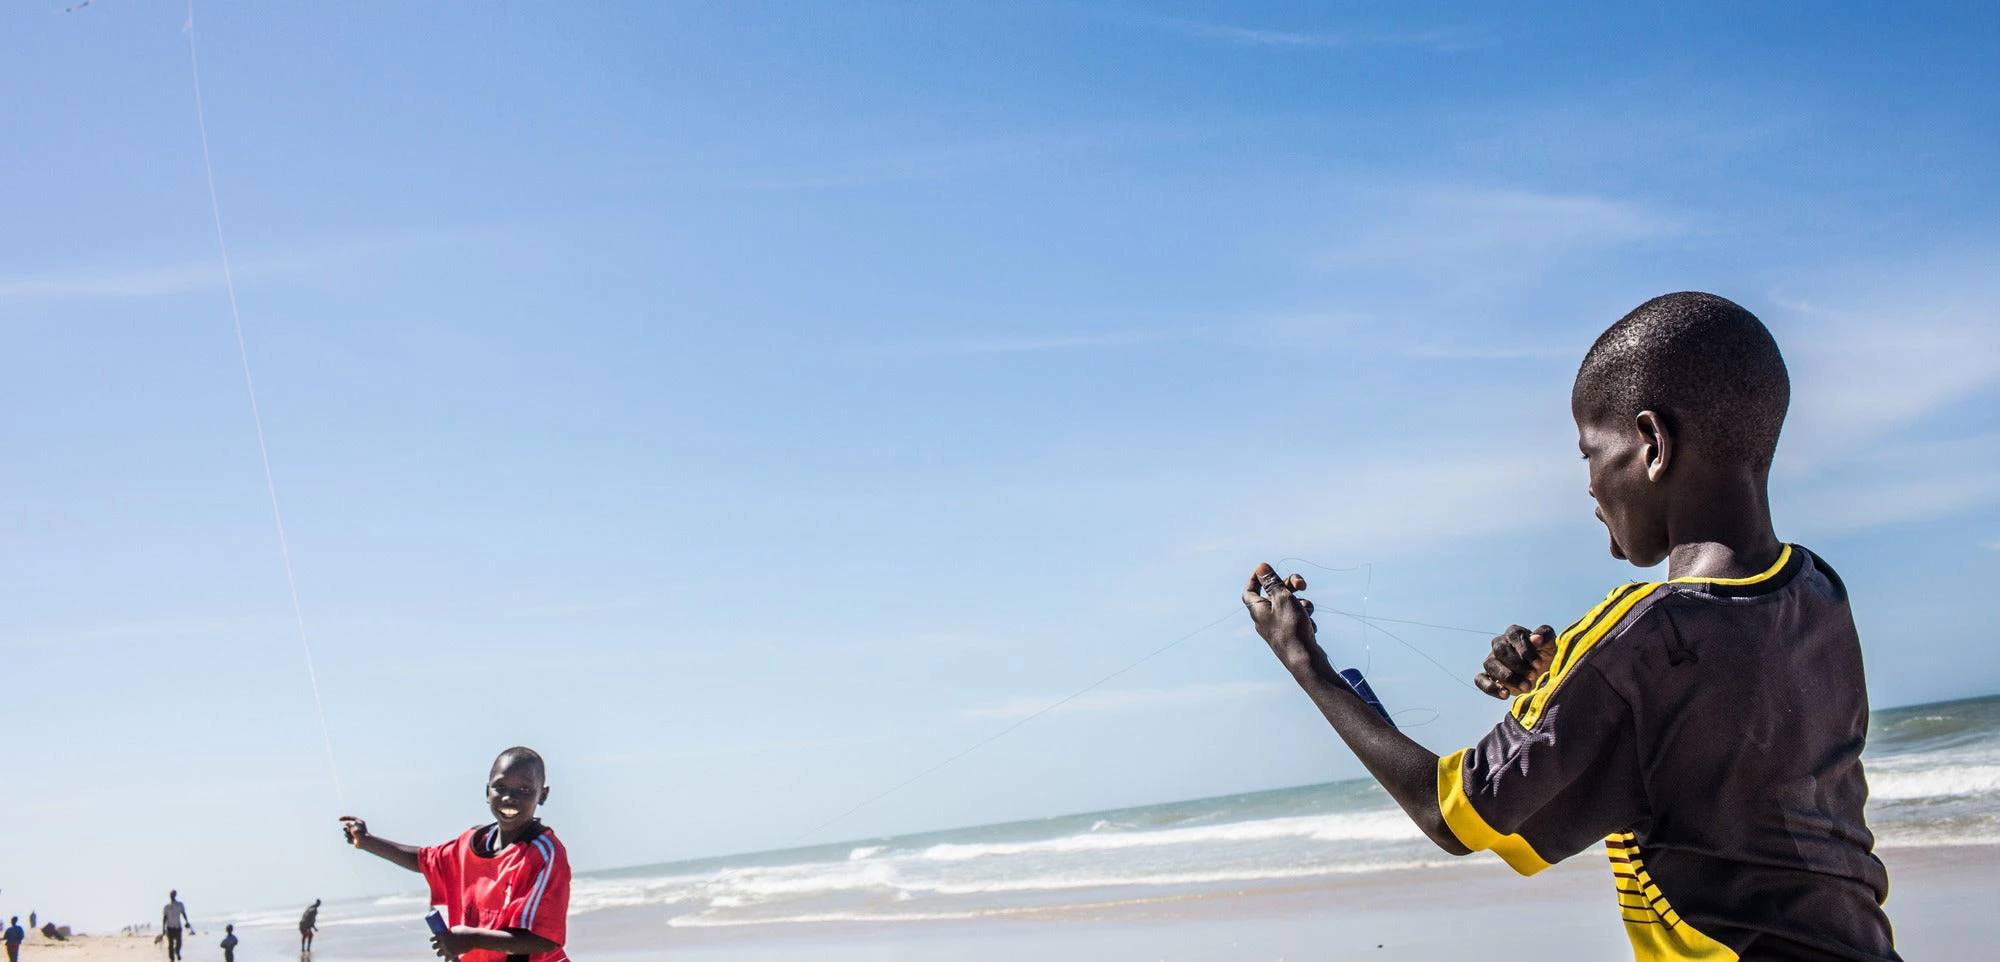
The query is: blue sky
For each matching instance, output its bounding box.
[4,0,1997,929]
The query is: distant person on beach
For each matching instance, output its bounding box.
[220,925,238,962]
[340,747,571,962]
[1243,292,1899,960]
[299,899,320,953]
[6,917,24,962]
[160,891,194,962]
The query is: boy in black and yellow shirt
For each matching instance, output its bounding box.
[1243,292,1897,960]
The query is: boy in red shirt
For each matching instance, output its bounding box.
[341,747,571,962]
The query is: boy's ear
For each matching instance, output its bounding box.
[539,785,550,804]
[1635,410,1673,482]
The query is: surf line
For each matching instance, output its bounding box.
[788,570,1498,845]
[184,0,346,810]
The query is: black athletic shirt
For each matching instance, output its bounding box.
[1437,545,1899,961]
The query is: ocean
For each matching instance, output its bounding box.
[229,694,2000,941]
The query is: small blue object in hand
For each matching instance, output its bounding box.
[1339,668,1394,727]
[424,911,449,937]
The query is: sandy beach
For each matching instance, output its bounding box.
[579,843,1991,961]
[5,935,173,962]
[27,844,1986,962]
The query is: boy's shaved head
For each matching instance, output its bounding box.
[493,745,546,782]
[1574,292,1789,471]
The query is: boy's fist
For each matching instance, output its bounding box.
[339,816,370,846]
[1243,563,1320,672]
[430,929,468,961]
[1475,624,1557,698]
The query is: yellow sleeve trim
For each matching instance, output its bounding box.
[1437,748,1552,876]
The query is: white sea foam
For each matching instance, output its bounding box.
[1874,827,2000,849]
[1867,762,2000,801]
[550,807,1445,925]
[656,858,1453,927]
[921,810,1421,862]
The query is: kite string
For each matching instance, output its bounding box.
[1321,608,1485,694]
[1362,562,1373,673]
[185,0,346,810]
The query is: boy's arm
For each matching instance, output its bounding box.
[340,816,423,872]
[1244,564,1471,855]
[433,928,558,960]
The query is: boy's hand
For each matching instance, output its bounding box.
[430,929,468,961]
[1243,563,1321,672]
[339,816,370,846]
[1474,624,1557,698]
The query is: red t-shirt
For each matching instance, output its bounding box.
[419,822,570,962]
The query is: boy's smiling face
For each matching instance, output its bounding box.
[486,754,549,832]
[1574,396,1673,568]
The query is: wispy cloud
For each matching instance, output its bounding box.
[0,231,474,306]
[577,735,877,766]
[1142,16,1490,52]
[961,681,1285,720]
[1787,468,2000,538]
[863,328,1196,359]
[1404,344,1571,360]
[1759,257,2000,538]
[1320,187,1683,274]
[0,260,229,300]
[506,598,661,617]
[1982,541,2000,552]
[1771,276,2000,472]
[699,124,1196,191]
[739,132,1084,190]
[1205,451,1583,559]
[0,615,290,653]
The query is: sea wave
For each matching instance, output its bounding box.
[920,810,1420,862]
[639,857,1452,926]
[1867,761,2000,801]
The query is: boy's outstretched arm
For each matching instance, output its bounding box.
[432,928,558,961]
[340,816,422,872]
[1244,563,1471,856]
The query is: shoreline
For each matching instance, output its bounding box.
[576,842,1999,959]
[29,844,1990,962]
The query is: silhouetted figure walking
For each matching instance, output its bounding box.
[160,891,193,962]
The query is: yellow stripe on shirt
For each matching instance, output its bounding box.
[1510,547,1793,729]
[1515,582,1663,729]
[1605,835,1739,961]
